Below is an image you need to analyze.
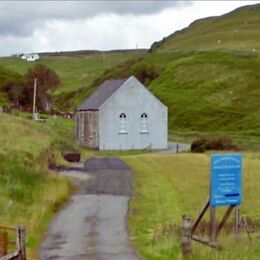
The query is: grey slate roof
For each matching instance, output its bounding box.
[77,78,128,111]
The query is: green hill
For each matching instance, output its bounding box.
[0,50,146,110]
[81,4,260,136]
[87,51,260,135]
[150,3,260,53]
[0,4,259,136]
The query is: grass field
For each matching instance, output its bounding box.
[123,152,260,259]
[0,112,76,258]
[1,111,259,259]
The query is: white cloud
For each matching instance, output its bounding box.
[0,1,259,56]
[0,1,186,36]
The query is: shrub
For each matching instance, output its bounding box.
[39,114,49,120]
[90,59,162,89]
[133,64,162,85]
[191,137,238,152]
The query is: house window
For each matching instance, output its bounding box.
[119,113,127,133]
[141,113,149,133]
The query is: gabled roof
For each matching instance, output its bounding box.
[77,78,128,110]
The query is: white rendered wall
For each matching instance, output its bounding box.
[98,76,168,150]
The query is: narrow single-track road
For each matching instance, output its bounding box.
[40,158,139,260]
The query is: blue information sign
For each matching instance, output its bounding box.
[210,154,242,207]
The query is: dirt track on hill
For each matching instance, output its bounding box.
[40,158,139,260]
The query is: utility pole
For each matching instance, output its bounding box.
[32,78,37,120]
[102,50,105,62]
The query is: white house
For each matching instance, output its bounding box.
[76,76,168,150]
[21,53,40,61]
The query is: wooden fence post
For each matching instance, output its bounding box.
[0,232,8,256]
[210,206,217,245]
[182,215,192,256]
[234,206,240,240]
[17,225,26,260]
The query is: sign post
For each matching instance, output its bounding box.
[210,154,242,242]
[183,153,243,254]
[210,154,242,207]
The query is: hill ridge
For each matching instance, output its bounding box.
[150,3,260,53]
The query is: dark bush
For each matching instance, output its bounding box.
[191,137,238,153]
[90,58,162,89]
[133,64,162,85]
[62,150,81,162]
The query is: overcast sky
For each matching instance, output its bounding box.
[0,1,259,56]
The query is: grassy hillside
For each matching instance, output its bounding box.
[150,3,260,53]
[2,50,259,137]
[148,51,260,134]
[0,112,76,258]
[89,51,260,136]
[0,4,259,136]
[61,4,260,136]
[0,50,146,110]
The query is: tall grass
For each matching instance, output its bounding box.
[0,113,76,258]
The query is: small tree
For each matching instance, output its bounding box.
[24,64,60,112]
[0,66,25,108]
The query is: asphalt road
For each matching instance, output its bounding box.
[40,158,139,260]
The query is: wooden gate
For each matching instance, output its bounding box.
[0,225,26,260]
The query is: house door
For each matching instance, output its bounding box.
[80,114,85,144]
[87,112,99,149]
